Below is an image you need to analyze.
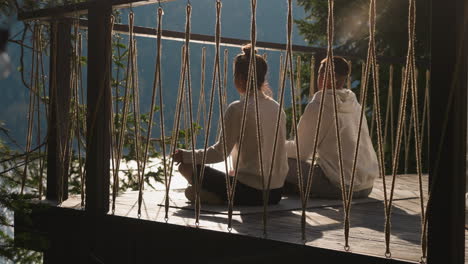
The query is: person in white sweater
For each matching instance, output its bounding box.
[285,56,378,199]
[172,44,289,206]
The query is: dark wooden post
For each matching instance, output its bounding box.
[46,18,72,202]
[428,0,467,263]
[85,0,112,214]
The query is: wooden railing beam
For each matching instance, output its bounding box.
[18,0,175,21]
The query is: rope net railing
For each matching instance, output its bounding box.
[9,0,436,262]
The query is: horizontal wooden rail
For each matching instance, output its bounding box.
[79,19,329,54]
[18,1,428,66]
[78,19,426,66]
[18,0,175,21]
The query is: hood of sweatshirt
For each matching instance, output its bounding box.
[312,89,360,113]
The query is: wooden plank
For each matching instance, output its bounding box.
[428,0,467,263]
[59,174,468,263]
[46,18,72,202]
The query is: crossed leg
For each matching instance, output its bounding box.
[178,163,224,205]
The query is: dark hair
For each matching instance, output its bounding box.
[319,56,351,78]
[234,44,268,91]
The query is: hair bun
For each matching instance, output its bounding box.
[242,44,256,57]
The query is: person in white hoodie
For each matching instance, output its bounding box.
[173,44,289,206]
[285,56,378,199]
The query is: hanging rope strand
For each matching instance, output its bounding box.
[106,16,117,214]
[243,0,269,235]
[420,69,429,149]
[404,1,427,260]
[194,0,228,226]
[321,0,354,250]
[196,47,207,131]
[112,13,134,213]
[70,21,85,205]
[21,23,39,195]
[165,45,187,220]
[223,49,229,108]
[385,0,417,257]
[153,7,169,222]
[180,4,200,225]
[263,0,299,237]
[215,48,229,142]
[404,99,414,175]
[309,55,316,99]
[75,30,85,206]
[139,8,166,217]
[76,31,85,206]
[132,37,144,217]
[362,2,390,256]
[347,61,352,89]
[215,0,232,211]
[34,24,44,198]
[384,65,394,163]
[36,25,46,199]
[302,20,332,245]
[343,0,379,250]
[227,46,254,230]
[359,62,366,104]
[295,56,302,119]
[278,54,284,101]
[288,0,310,237]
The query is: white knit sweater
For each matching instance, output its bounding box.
[181,92,289,190]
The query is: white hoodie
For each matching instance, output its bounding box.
[286,89,378,191]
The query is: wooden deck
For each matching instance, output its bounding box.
[61,173,468,263]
